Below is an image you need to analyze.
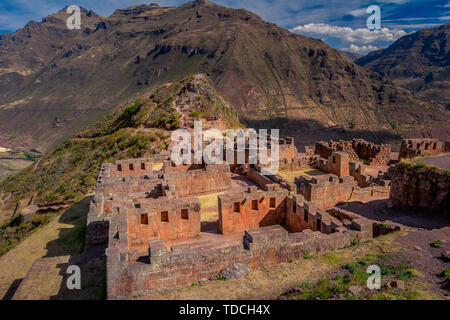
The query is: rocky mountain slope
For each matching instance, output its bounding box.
[0,0,448,153]
[0,73,236,209]
[356,23,450,108]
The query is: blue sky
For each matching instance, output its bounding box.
[0,0,449,54]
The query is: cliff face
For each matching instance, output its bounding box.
[0,1,448,152]
[388,163,450,215]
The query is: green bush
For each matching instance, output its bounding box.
[415,162,426,168]
[430,240,443,248]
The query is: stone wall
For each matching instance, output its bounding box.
[109,158,155,177]
[165,164,231,197]
[105,200,374,299]
[127,198,201,249]
[389,164,450,215]
[399,139,444,159]
[296,174,357,209]
[218,187,288,234]
[315,139,391,166]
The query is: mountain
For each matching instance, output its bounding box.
[355,23,450,108]
[0,0,448,154]
[341,51,362,61]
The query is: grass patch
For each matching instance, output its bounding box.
[438,268,450,278]
[295,258,423,300]
[303,252,312,259]
[430,240,443,248]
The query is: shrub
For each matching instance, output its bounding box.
[438,268,450,278]
[430,240,443,248]
[123,103,140,118]
[303,252,312,259]
[414,162,426,169]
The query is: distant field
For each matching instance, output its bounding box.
[0,159,33,180]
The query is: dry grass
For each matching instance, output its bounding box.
[152,162,163,171]
[0,197,89,299]
[278,168,324,182]
[140,232,403,300]
[198,192,223,222]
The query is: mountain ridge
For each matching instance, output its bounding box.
[0,0,448,153]
[355,22,450,108]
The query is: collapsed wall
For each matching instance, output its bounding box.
[389,163,450,215]
[315,139,391,166]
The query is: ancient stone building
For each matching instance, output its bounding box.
[399,138,445,159]
[83,138,399,298]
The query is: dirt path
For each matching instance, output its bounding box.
[418,154,450,170]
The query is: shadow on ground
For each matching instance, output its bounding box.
[2,196,107,300]
[337,199,450,230]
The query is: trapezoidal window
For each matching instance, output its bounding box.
[252,200,258,210]
[233,202,241,213]
[270,198,276,208]
[181,209,189,220]
[141,163,145,170]
[332,156,336,164]
[304,210,309,222]
[129,163,134,170]
[117,164,122,171]
[161,211,169,222]
[293,203,296,213]
[433,143,437,150]
[141,214,148,225]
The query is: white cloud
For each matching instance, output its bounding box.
[348,8,367,17]
[342,44,379,54]
[290,23,407,44]
[439,16,450,21]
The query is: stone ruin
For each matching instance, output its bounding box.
[82,137,402,299]
[13,128,449,299]
[399,138,450,159]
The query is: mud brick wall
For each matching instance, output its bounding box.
[165,164,231,197]
[105,220,372,298]
[127,198,201,249]
[399,139,443,159]
[218,187,288,234]
[389,164,450,215]
[315,139,391,166]
[297,174,357,209]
